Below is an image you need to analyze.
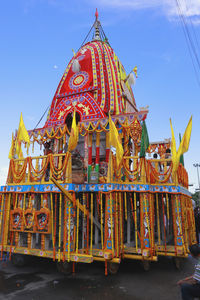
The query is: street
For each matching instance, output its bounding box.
[0,255,195,300]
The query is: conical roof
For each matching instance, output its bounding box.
[44,12,137,128]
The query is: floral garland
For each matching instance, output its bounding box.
[76,197,79,254]
[171,195,177,255]
[8,152,70,184]
[114,192,119,257]
[90,193,93,255]
[156,193,161,245]
[29,116,142,144]
[10,159,28,183]
[58,193,62,262]
[147,160,173,184]
[100,192,104,250]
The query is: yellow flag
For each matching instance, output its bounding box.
[15,140,23,159]
[17,113,30,145]
[68,110,79,152]
[15,113,30,158]
[178,116,192,156]
[170,116,192,175]
[8,133,15,159]
[170,119,177,167]
[109,114,124,168]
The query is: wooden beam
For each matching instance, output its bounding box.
[50,177,101,230]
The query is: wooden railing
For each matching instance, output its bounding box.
[7,154,188,188]
[7,152,71,185]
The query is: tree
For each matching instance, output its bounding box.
[192,191,200,206]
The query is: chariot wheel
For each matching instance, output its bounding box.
[173,257,183,270]
[108,262,120,275]
[142,260,150,271]
[11,254,28,267]
[57,261,72,274]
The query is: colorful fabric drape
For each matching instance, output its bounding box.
[109,114,123,168]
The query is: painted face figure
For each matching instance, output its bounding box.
[14,214,20,225]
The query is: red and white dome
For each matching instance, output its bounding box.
[44,15,137,128]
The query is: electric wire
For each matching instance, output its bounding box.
[176,0,200,70]
[175,0,200,87]
[181,0,200,53]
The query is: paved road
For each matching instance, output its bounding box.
[0,255,196,300]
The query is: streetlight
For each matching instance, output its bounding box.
[193,163,200,206]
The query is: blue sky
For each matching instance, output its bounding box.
[0,0,200,192]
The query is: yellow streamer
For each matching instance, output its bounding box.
[0,194,5,237]
[90,194,93,255]
[110,194,114,255]
[166,193,169,221]
[76,199,79,254]
[4,194,11,246]
[119,193,123,253]
[100,193,104,250]
[156,194,161,245]
[50,193,54,249]
[125,192,127,221]
[68,205,71,262]
[58,194,62,262]
[143,194,151,249]
[115,193,119,257]
[175,195,186,254]
[134,192,138,252]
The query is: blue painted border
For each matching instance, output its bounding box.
[0,183,191,196]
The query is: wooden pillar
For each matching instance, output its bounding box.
[140,193,151,257]
[173,195,185,255]
[64,198,75,261]
[95,132,100,175]
[94,195,99,246]
[84,135,88,183]
[104,194,114,257]
[82,193,87,249]
[88,134,93,183]
[127,195,131,244]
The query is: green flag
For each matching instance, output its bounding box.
[179,133,184,166]
[140,120,149,158]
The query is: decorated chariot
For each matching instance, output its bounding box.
[0,11,195,274]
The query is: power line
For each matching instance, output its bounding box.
[181,0,200,53]
[175,0,200,87]
[176,0,200,69]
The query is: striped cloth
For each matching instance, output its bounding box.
[193,258,200,282]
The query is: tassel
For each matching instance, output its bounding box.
[72,59,80,73]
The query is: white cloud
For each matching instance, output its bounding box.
[21,0,200,25]
[90,0,200,25]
